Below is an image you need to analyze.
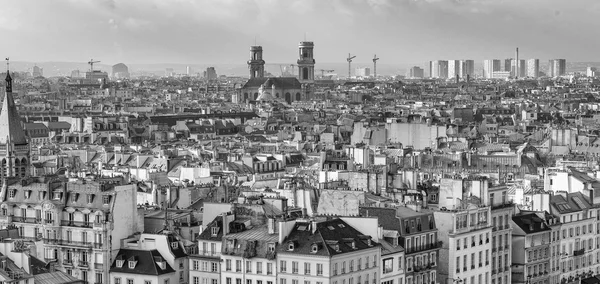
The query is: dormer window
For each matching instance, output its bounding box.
[116,260,124,268]
[171,242,179,249]
[24,191,30,199]
[103,195,111,205]
[72,193,79,203]
[8,190,15,199]
[211,227,219,237]
[267,243,275,252]
[87,194,94,203]
[53,192,61,200]
[311,244,319,253]
[288,241,295,251]
[128,257,137,269]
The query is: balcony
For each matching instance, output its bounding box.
[63,259,74,266]
[197,251,221,258]
[574,248,585,256]
[491,200,515,210]
[61,220,93,228]
[94,263,104,269]
[78,261,89,267]
[43,238,93,248]
[406,241,443,254]
[12,217,40,223]
[93,243,105,249]
[93,221,110,230]
[0,215,12,222]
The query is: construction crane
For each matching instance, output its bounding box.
[347,54,356,79]
[319,69,334,78]
[373,54,380,78]
[88,59,100,72]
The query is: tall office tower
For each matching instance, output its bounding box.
[248,46,265,79]
[429,60,449,78]
[409,66,424,78]
[511,59,526,78]
[527,59,540,78]
[297,41,315,84]
[462,60,475,78]
[448,60,461,79]
[587,67,597,77]
[355,67,371,77]
[515,47,519,77]
[548,59,567,77]
[205,67,217,80]
[483,59,501,79]
[504,59,513,72]
[186,66,192,76]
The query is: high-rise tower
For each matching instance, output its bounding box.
[297,41,315,84]
[0,70,30,179]
[248,46,265,79]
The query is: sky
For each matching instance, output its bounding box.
[1,0,599,66]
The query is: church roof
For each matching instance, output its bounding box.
[242,77,302,89]
[0,72,28,145]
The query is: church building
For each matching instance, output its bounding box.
[0,71,30,179]
[239,41,315,104]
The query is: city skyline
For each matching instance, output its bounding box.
[1,0,599,65]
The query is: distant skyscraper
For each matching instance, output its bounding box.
[527,59,539,78]
[112,63,130,79]
[186,66,192,76]
[548,59,566,77]
[462,60,475,78]
[32,65,43,77]
[429,60,448,78]
[448,60,460,79]
[587,67,597,77]
[483,59,501,79]
[409,66,424,78]
[511,59,526,78]
[205,67,217,80]
[355,67,371,77]
[504,59,512,72]
[165,68,174,77]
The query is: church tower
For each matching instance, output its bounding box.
[0,70,30,179]
[297,41,315,84]
[248,46,265,79]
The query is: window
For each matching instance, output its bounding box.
[165,280,170,284]
[236,260,242,272]
[226,259,231,271]
[96,273,103,284]
[280,261,287,272]
[8,190,14,199]
[304,262,311,275]
[193,260,199,271]
[383,258,393,274]
[103,195,110,204]
[171,242,179,249]
[127,279,134,284]
[257,262,262,274]
[317,263,323,275]
[292,261,299,274]
[246,261,251,273]
[145,281,152,284]
[194,277,200,284]
[115,278,121,284]
[267,263,273,275]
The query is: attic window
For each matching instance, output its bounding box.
[8,190,15,199]
[311,244,319,253]
[87,194,94,203]
[288,241,295,251]
[327,226,335,230]
[211,227,219,237]
[72,193,79,203]
[24,191,30,199]
[128,257,137,269]
[337,224,345,228]
[53,192,61,200]
[171,242,179,249]
[267,243,275,252]
[103,195,110,205]
[116,260,124,268]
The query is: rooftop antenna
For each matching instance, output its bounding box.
[5,57,8,71]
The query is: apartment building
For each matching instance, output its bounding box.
[221,219,279,284]
[276,218,381,284]
[0,176,140,284]
[434,178,493,284]
[511,212,553,284]
[489,185,514,284]
[190,213,233,284]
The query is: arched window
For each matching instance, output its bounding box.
[285,93,291,104]
[296,93,302,101]
[303,68,309,80]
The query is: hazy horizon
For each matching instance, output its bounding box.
[1,0,600,67]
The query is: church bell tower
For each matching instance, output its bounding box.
[0,61,30,179]
[248,46,265,79]
[297,41,315,84]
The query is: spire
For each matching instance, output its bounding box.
[0,64,27,146]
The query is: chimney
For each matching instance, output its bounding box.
[590,189,594,205]
[267,217,276,234]
[222,213,231,236]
